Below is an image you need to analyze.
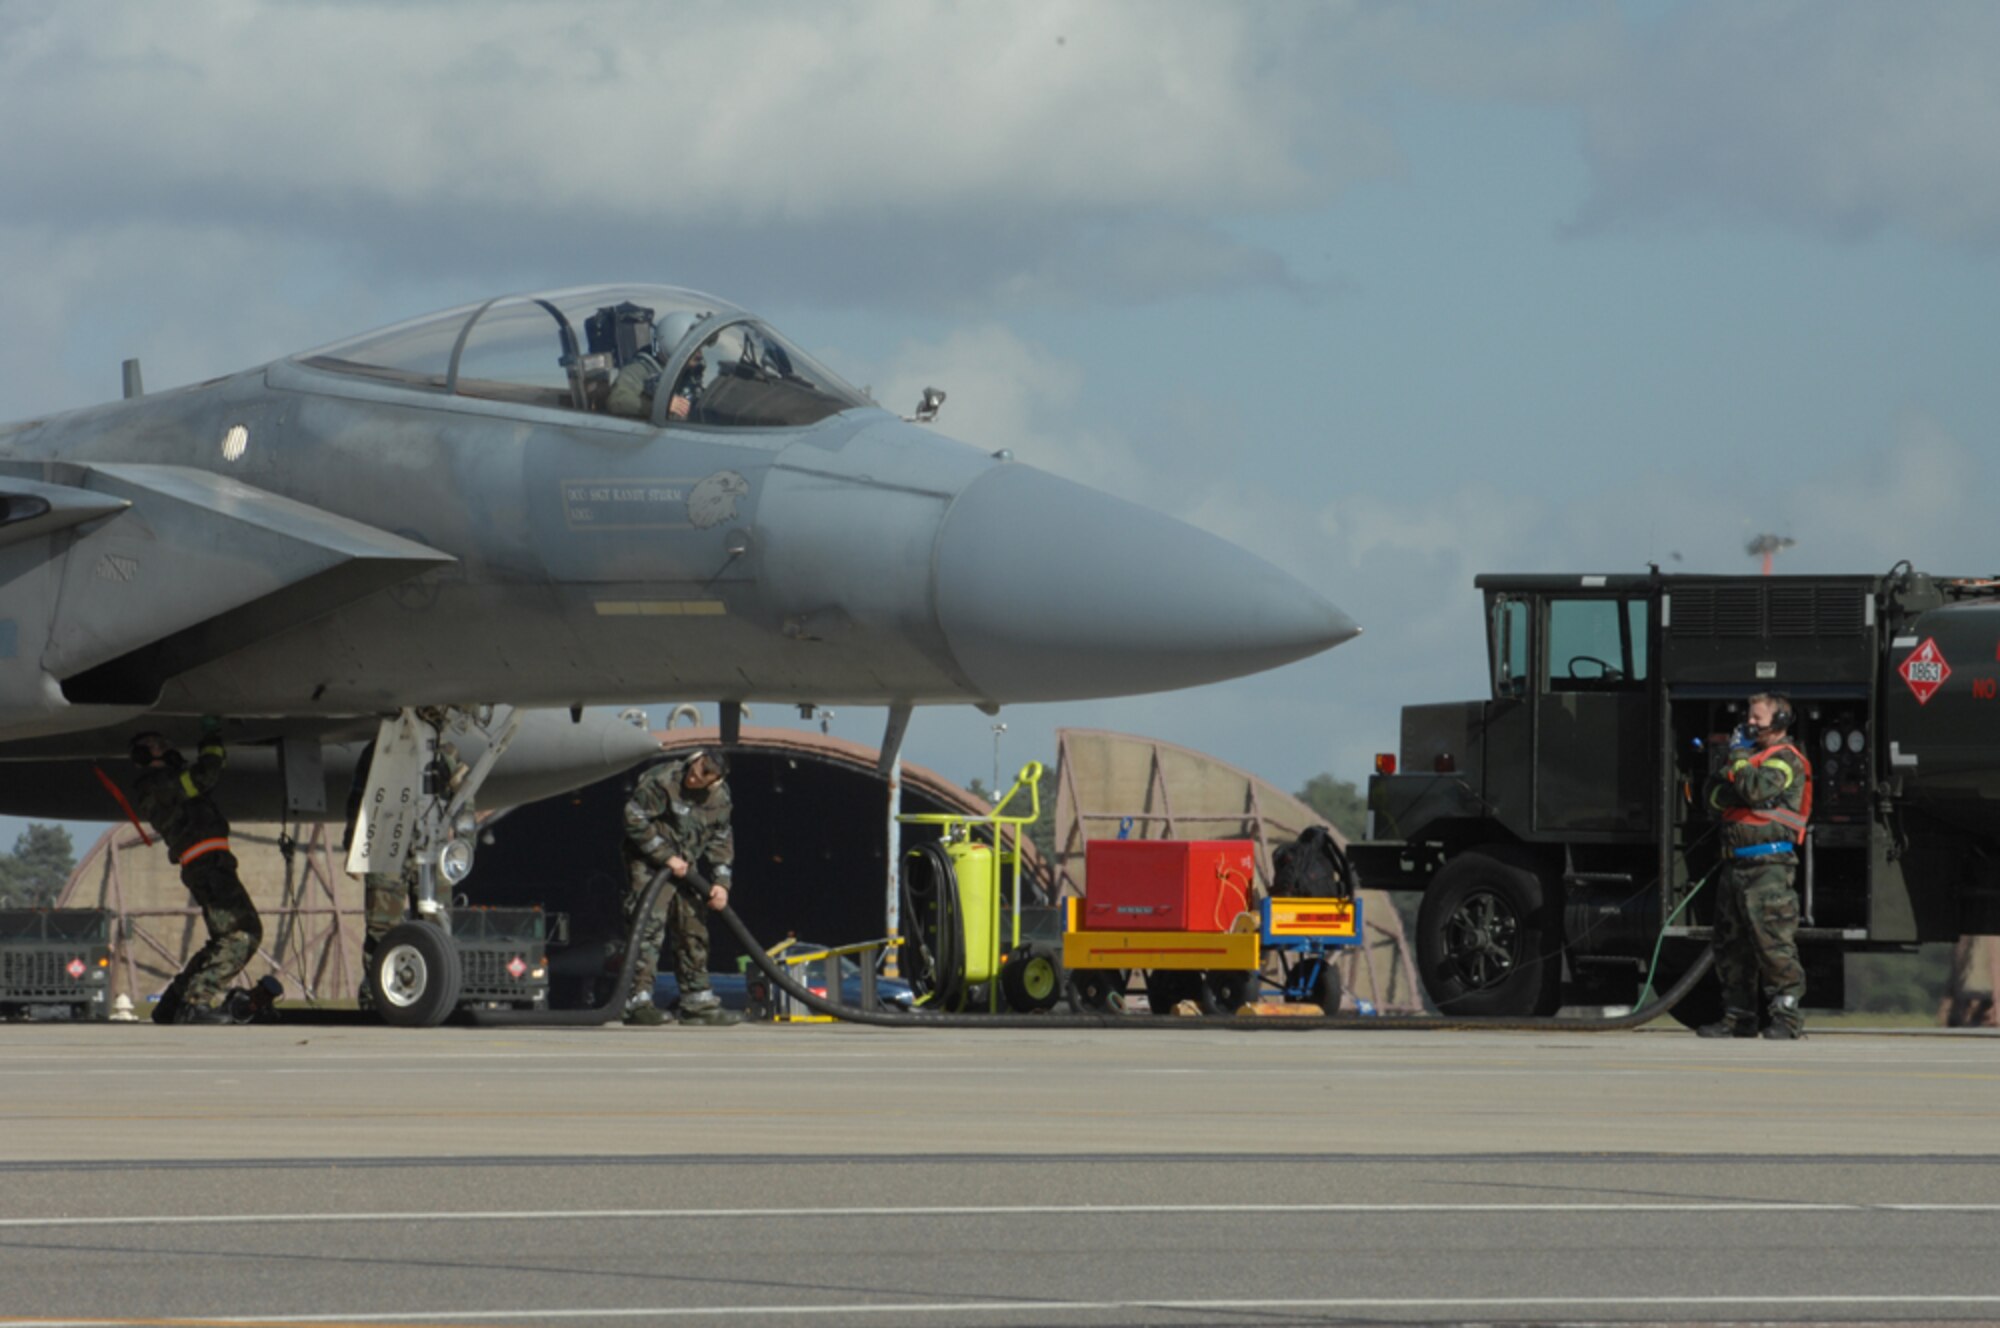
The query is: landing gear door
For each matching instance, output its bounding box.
[345,713,427,876]
[1534,597,1654,836]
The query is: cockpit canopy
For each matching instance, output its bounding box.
[296,284,872,429]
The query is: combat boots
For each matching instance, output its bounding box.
[1695,1009,1759,1039]
[623,998,667,1026]
[151,974,189,1026]
[678,989,741,1026]
[1763,994,1805,1040]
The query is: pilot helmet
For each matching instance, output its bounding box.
[652,311,706,362]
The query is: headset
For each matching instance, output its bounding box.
[1744,694,1796,741]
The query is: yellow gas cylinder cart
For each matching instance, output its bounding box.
[896,763,1059,1013]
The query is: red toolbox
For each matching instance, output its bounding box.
[1082,840,1257,932]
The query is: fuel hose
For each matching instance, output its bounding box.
[465,866,680,1027]
[715,903,1716,1033]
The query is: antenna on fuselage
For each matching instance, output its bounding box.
[121,359,144,399]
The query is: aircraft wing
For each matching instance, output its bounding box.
[0,463,455,729]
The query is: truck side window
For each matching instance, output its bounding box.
[1545,598,1647,691]
[1492,597,1528,699]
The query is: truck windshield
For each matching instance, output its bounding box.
[1545,598,1648,690]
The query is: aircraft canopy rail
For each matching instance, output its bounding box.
[295,283,870,429]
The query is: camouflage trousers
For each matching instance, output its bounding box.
[623,858,711,1002]
[363,867,418,947]
[177,852,263,1007]
[1714,858,1804,1025]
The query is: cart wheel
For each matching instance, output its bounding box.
[1144,970,1202,1016]
[1198,970,1254,1015]
[1001,947,1062,1012]
[1067,968,1126,1013]
[1310,961,1343,1013]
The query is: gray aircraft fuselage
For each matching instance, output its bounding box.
[0,284,1356,814]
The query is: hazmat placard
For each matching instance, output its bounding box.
[1899,637,1951,706]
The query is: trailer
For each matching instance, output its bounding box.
[1061,839,1363,1014]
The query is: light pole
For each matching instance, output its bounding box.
[990,721,1008,800]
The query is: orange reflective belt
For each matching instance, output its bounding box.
[180,837,231,864]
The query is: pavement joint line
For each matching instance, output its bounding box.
[8,1200,2000,1229]
[5,1150,2000,1173]
[15,1293,2000,1324]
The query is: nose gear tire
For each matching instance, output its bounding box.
[368,921,464,1028]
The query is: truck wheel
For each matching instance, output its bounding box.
[367,922,463,1028]
[1144,970,1201,1015]
[1416,848,1563,1018]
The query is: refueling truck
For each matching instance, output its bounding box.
[1347,565,2000,1024]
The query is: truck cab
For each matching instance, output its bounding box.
[1349,569,1995,1023]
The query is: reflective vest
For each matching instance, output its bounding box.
[1719,741,1813,844]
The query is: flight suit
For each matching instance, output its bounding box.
[621,758,734,1006]
[605,352,663,420]
[605,351,700,421]
[132,738,263,1018]
[1706,738,1813,1034]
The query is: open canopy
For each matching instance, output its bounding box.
[297,284,872,429]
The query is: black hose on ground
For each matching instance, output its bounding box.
[715,904,1717,1032]
[465,866,678,1027]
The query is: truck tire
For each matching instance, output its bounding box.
[1416,848,1563,1018]
[367,921,463,1028]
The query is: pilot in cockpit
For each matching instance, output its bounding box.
[606,311,707,422]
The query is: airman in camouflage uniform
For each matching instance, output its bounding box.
[620,750,739,1025]
[1701,693,1812,1040]
[129,720,263,1024]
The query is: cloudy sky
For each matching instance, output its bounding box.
[3,0,1998,848]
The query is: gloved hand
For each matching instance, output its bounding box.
[1727,724,1755,755]
[200,714,224,740]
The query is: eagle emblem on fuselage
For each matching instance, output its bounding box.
[687,471,750,530]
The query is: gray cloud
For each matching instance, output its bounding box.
[1569,1,2000,247]
[0,2,1395,313]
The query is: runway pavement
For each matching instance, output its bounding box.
[1,1019,1997,1325]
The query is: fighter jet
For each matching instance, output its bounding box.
[0,283,1358,817]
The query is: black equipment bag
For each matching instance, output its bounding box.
[1270,825,1354,899]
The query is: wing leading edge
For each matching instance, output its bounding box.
[0,463,455,737]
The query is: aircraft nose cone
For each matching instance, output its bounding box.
[935,465,1358,702]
